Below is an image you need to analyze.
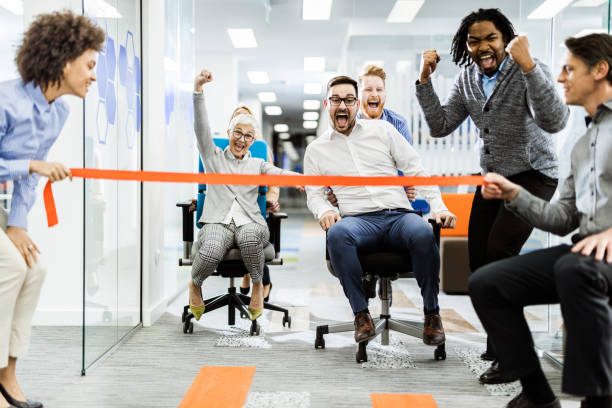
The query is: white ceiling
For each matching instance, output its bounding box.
[193,0,603,134]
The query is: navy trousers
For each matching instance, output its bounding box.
[326,210,440,315]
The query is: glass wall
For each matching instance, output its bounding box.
[83,0,142,372]
[162,0,196,304]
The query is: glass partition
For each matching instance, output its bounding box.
[83,0,142,373]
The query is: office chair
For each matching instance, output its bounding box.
[177,138,291,336]
[314,213,446,363]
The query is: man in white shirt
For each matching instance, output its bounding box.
[304,75,456,345]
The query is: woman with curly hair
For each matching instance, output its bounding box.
[0,10,104,408]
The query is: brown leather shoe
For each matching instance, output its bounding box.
[423,313,445,346]
[354,311,376,343]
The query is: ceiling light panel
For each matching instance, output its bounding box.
[303,100,321,110]
[0,0,23,14]
[247,71,270,84]
[278,133,290,140]
[303,121,318,129]
[303,0,332,20]
[227,28,258,48]
[264,106,282,116]
[386,0,425,23]
[303,111,319,121]
[304,57,326,72]
[257,92,277,102]
[304,83,322,94]
[274,124,289,132]
[528,0,573,19]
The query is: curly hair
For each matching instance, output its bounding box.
[359,65,386,86]
[451,8,516,68]
[15,10,105,91]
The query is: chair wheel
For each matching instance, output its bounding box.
[181,310,187,323]
[356,341,368,363]
[283,315,291,328]
[183,319,193,334]
[240,311,248,319]
[434,344,446,360]
[188,322,194,334]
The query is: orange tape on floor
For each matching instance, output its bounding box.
[371,393,438,408]
[178,366,255,408]
[43,168,484,227]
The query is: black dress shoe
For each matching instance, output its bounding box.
[505,392,560,408]
[263,282,272,303]
[480,349,496,361]
[479,360,519,384]
[0,383,43,408]
[239,285,250,295]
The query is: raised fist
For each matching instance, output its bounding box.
[419,50,441,83]
[194,69,213,92]
[506,36,536,73]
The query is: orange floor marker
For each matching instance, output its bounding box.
[371,393,438,408]
[178,366,255,408]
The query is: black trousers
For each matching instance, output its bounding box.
[468,170,558,354]
[469,245,612,396]
[468,169,558,272]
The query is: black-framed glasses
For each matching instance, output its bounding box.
[328,96,357,106]
[231,129,255,142]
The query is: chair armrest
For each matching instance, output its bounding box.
[176,201,195,264]
[428,219,442,248]
[267,212,287,254]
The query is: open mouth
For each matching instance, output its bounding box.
[233,143,245,153]
[367,100,379,110]
[335,112,349,127]
[478,53,496,70]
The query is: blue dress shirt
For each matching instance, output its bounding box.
[358,107,412,144]
[481,56,508,99]
[0,79,69,230]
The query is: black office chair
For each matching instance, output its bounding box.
[314,218,446,363]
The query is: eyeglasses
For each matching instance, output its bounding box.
[328,96,357,106]
[231,129,255,143]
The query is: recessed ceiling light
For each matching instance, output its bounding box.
[278,132,290,140]
[247,71,270,84]
[227,28,257,48]
[0,0,23,15]
[303,111,319,121]
[572,0,607,6]
[257,92,277,103]
[303,121,318,129]
[304,57,326,72]
[386,0,424,23]
[304,83,322,95]
[528,0,573,19]
[264,106,282,116]
[303,0,332,20]
[303,100,321,110]
[274,124,289,132]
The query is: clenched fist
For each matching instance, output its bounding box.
[419,50,441,83]
[505,36,536,73]
[29,160,72,182]
[194,69,213,92]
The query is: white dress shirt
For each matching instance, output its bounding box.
[222,199,254,227]
[304,119,447,220]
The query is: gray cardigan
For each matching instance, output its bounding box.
[193,93,300,226]
[415,58,569,179]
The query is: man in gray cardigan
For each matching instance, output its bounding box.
[415,8,569,383]
[470,33,612,408]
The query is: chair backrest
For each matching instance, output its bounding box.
[196,138,269,228]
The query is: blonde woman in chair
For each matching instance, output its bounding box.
[189,69,302,321]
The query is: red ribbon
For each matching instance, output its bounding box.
[43,168,484,227]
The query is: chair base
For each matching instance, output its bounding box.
[314,315,446,362]
[181,286,291,336]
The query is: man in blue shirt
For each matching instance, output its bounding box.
[0,11,104,408]
[357,64,412,144]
